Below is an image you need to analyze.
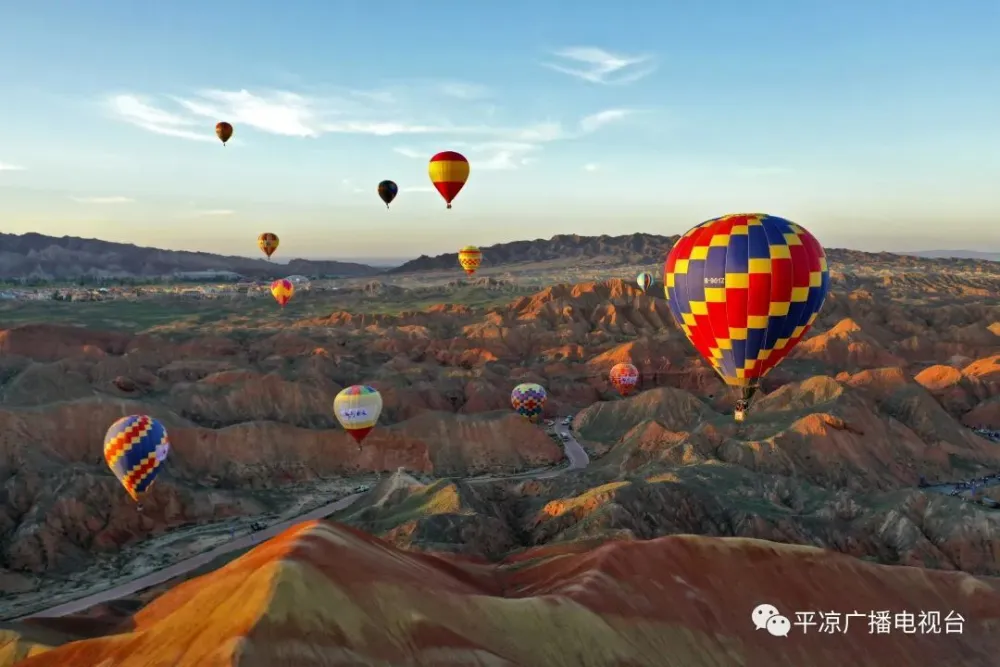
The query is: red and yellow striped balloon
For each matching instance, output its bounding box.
[270,278,295,308]
[458,245,482,276]
[428,151,469,209]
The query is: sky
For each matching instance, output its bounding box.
[0,1,997,261]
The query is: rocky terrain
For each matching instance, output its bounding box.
[6,520,1000,666]
[0,236,997,663]
[0,232,379,281]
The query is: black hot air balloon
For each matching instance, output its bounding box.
[378,180,398,209]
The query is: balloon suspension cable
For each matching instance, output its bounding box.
[386,204,390,210]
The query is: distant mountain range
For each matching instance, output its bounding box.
[898,250,1000,261]
[389,233,1000,273]
[0,232,996,282]
[0,232,381,281]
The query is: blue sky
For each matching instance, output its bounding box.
[0,0,997,261]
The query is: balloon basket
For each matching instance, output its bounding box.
[734,410,746,422]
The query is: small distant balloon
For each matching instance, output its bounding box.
[103,415,170,503]
[511,383,547,423]
[636,272,653,293]
[334,385,383,445]
[609,362,640,396]
[378,180,398,209]
[458,245,482,276]
[428,151,469,209]
[215,122,233,145]
[270,278,294,307]
[258,232,279,260]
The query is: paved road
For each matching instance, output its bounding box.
[14,420,591,621]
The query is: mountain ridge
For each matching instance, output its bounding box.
[1,231,998,282]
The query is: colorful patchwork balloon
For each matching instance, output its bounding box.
[664,213,829,418]
[103,415,170,502]
[334,385,383,445]
[511,383,547,423]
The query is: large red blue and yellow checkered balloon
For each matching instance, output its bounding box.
[103,415,170,502]
[511,383,547,423]
[664,213,829,393]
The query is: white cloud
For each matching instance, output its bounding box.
[106,86,645,172]
[437,82,491,100]
[340,178,366,195]
[470,141,540,171]
[109,95,215,142]
[393,147,424,159]
[579,109,633,133]
[0,162,25,171]
[401,186,435,193]
[583,163,599,172]
[71,196,134,204]
[173,89,322,138]
[544,47,656,85]
[192,209,235,216]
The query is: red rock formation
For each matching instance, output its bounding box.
[11,520,1000,666]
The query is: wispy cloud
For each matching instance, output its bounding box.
[583,163,599,172]
[544,47,656,85]
[401,186,435,193]
[393,147,424,159]
[437,82,491,100]
[71,196,134,204]
[0,162,25,171]
[579,109,634,133]
[109,95,215,142]
[192,209,235,216]
[107,85,643,172]
[340,178,366,194]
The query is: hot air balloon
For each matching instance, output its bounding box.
[334,385,383,445]
[458,245,482,276]
[637,272,653,293]
[664,213,829,422]
[215,122,233,145]
[103,415,170,508]
[609,362,640,397]
[258,232,279,260]
[428,151,469,209]
[377,180,398,209]
[270,278,294,307]
[511,383,547,423]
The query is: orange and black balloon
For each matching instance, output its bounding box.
[215,122,233,146]
[378,180,398,209]
[258,232,279,260]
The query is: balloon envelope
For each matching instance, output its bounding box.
[270,278,294,307]
[458,245,482,276]
[258,232,279,259]
[334,385,383,444]
[103,415,170,502]
[215,122,233,144]
[637,272,653,292]
[663,213,829,392]
[428,151,469,209]
[609,362,640,396]
[378,180,398,208]
[511,383,547,423]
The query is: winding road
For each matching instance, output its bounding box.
[11,419,591,621]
